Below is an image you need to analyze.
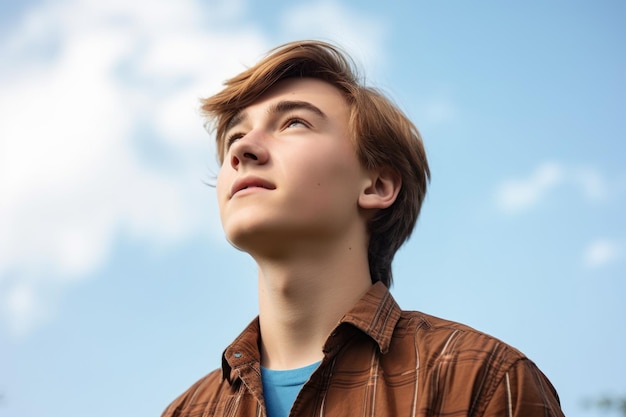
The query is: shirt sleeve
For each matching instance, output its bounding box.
[482,358,565,417]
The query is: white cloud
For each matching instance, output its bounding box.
[583,239,623,268]
[1,281,53,338]
[0,0,388,336]
[0,0,268,336]
[496,162,564,213]
[280,0,388,78]
[495,163,615,214]
[573,166,609,202]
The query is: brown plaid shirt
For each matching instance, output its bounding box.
[162,282,564,417]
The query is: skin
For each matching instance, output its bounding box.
[216,78,400,369]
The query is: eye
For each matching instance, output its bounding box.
[287,119,306,127]
[225,132,244,149]
[284,118,309,130]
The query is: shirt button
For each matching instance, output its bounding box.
[234,352,243,358]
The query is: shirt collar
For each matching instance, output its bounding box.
[221,281,402,382]
[222,317,261,383]
[334,281,402,354]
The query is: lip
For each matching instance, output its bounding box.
[230,176,276,198]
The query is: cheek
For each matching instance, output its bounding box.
[294,156,363,208]
[311,147,363,186]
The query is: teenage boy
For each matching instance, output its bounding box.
[162,40,564,417]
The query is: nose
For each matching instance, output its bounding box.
[229,131,269,169]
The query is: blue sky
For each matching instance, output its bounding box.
[1,1,624,416]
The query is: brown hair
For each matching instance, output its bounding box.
[201,40,430,287]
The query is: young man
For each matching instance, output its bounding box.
[162,41,565,417]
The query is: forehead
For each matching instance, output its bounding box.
[257,77,345,104]
[232,78,348,123]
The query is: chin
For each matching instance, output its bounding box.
[224,221,276,252]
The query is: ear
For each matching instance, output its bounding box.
[358,168,401,210]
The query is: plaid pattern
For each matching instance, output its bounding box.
[162,282,564,417]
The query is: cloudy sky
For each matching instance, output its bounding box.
[1,1,624,416]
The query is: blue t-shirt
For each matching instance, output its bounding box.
[261,361,320,417]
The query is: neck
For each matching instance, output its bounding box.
[254,238,372,370]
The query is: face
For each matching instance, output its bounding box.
[216,78,371,255]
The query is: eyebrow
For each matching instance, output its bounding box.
[225,100,328,133]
